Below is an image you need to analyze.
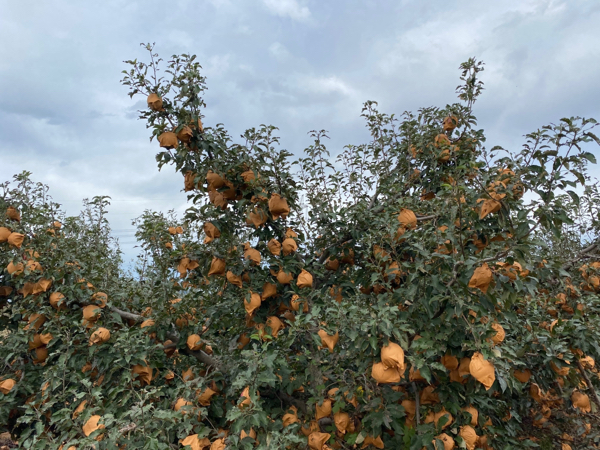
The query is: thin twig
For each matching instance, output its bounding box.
[412,382,420,426]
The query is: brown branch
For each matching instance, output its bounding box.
[367,187,379,210]
[259,388,309,415]
[576,359,600,411]
[318,417,333,432]
[166,332,221,369]
[110,308,220,367]
[445,261,465,288]
[118,423,137,435]
[180,348,221,369]
[444,249,508,293]
[562,241,600,270]
[479,250,509,265]
[277,390,308,415]
[318,236,352,265]
[412,382,420,426]
[109,306,144,323]
[317,184,414,266]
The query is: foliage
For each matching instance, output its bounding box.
[1,44,600,449]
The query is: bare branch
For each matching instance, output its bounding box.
[118,423,137,435]
[180,347,221,369]
[318,417,333,432]
[109,306,144,323]
[412,382,420,426]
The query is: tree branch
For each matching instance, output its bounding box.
[316,184,418,266]
[562,241,600,270]
[444,250,508,290]
[367,186,379,210]
[166,332,221,369]
[576,359,600,411]
[265,388,308,415]
[318,417,333,432]
[479,250,509,265]
[118,423,137,435]
[110,307,221,368]
[180,347,221,369]
[109,306,144,323]
[412,382,420,426]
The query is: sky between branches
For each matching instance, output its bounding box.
[0,0,599,262]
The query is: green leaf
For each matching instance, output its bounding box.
[582,151,597,164]
[566,190,580,205]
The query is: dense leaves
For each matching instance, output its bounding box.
[1,45,600,449]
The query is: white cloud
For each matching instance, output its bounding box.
[269,42,291,60]
[261,0,311,22]
[204,54,232,77]
[206,0,231,7]
[297,75,355,97]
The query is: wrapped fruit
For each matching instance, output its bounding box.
[89,327,110,346]
[244,292,261,315]
[372,362,402,384]
[158,131,178,149]
[82,415,105,440]
[469,352,495,390]
[282,238,298,255]
[147,93,163,111]
[468,263,493,293]
[318,329,339,353]
[267,238,281,255]
[443,115,458,131]
[381,341,405,372]
[297,269,313,289]
[268,193,290,219]
[203,222,220,243]
[459,425,478,450]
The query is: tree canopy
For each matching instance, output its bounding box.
[1,44,600,450]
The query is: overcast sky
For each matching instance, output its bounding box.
[1,0,599,262]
